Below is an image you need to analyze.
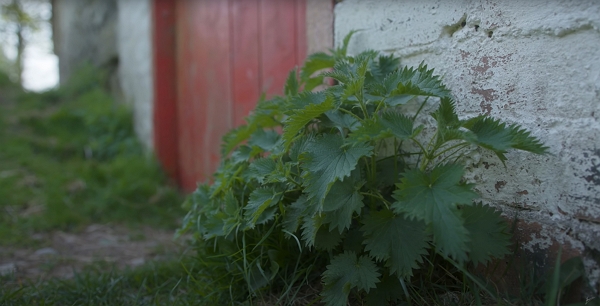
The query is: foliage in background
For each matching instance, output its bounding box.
[0,0,42,86]
[179,33,557,305]
[0,66,182,246]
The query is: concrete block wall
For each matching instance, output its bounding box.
[335,0,600,293]
[52,0,118,90]
[117,0,153,150]
[52,0,153,150]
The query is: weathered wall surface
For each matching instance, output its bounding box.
[335,0,600,292]
[117,0,153,150]
[52,0,118,89]
[52,0,153,150]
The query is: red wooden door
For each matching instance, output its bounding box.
[153,0,307,191]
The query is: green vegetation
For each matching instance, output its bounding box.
[177,32,591,305]
[0,257,202,305]
[0,37,594,305]
[0,66,182,246]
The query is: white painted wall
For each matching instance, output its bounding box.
[335,0,600,288]
[117,0,153,150]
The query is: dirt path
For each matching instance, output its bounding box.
[0,224,188,282]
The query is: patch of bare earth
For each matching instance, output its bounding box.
[0,224,188,281]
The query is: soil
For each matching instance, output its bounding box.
[0,224,189,282]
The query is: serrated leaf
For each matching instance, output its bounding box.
[432,97,460,129]
[335,30,358,58]
[325,110,360,133]
[392,164,478,261]
[283,94,334,148]
[461,116,549,163]
[289,134,312,162]
[314,227,344,251]
[322,251,381,306]
[380,111,414,140]
[244,187,283,227]
[302,52,334,75]
[463,203,511,265]
[285,68,299,96]
[301,52,334,82]
[248,158,276,184]
[365,273,404,305]
[347,117,391,144]
[301,213,323,248]
[370,54,401,82]
[322,178,365,233]
[282,194,311,234]
[248,129,280,152]
[221,124,255,155]
[301,134,372,207]
[385,94,416,106]
[369,64,450,107]
[288,91,327,111]
[362,210,429,278]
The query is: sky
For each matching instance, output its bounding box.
[1,0,59,91]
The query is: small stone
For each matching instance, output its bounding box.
[0,263,16,276]
[33,247,59,257]
[130,257,145,267]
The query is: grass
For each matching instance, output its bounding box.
[0,67,183,247]
[0,257,205,305]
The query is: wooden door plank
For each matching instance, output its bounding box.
[259,0,298,97]
[183,0,232,189]
[175,0,197,191]
[231,0,261,126]
[152,0,179,185]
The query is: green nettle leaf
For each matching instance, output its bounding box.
[392,164,478,261]
[370,54,401,82]
[347,111,413,145]
[289,134,312,163]
[282,194,310,234]
[461,116,549,162]
[463,203,511,265]
[322,251,381,306]
[301,213,324,248]
[301,134,373,207]
[301,52,335,91]
[221,124,255,155]
[282,94,334,148]
[284,68,299,96]
[248,129,280,152]
[380,110,414,140]
[288,91,327,111]
[362,210,429,278]
[325,110,361,133]
[432,96,460,129]
[322,178,365,233]
[248,158,276,184]
[244,187,283,227]
[347,117,391,144]
[314,227,344,251]
[365,272,405,305]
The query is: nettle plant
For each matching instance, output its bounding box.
[180,33,548,305]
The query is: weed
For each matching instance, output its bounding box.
[178,32,553,305]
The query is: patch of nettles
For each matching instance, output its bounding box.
[178,32,548,305]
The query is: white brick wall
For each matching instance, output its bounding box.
[335,0,600,289]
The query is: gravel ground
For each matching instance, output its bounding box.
[0,224,187,281]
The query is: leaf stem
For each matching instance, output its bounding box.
[431,142,470,160]
[338,107,363,122]
[411,96,430,122]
